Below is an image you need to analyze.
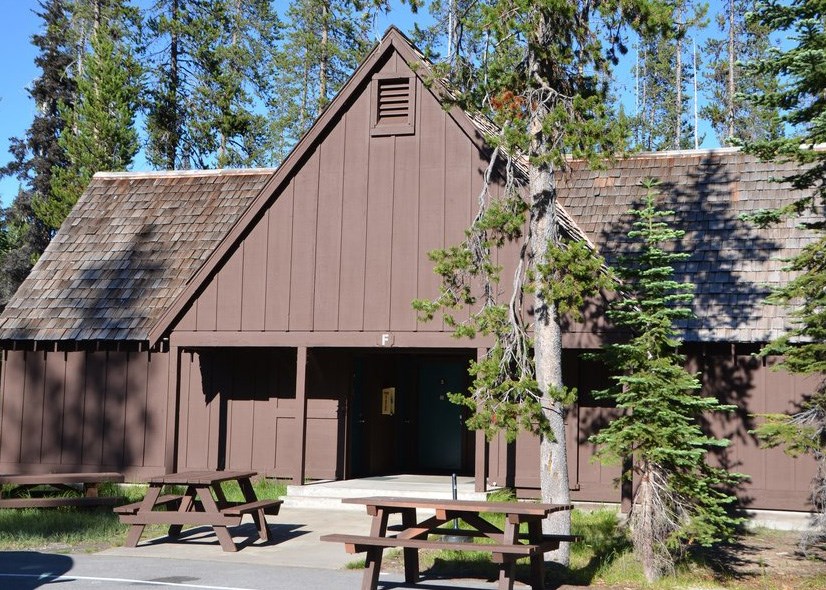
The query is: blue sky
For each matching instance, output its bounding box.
[0,1,724,207]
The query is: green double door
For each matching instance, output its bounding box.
[349,354,469,477]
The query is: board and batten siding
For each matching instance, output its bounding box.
[175,53,486,337]
[489,347,819,512]
[0,349,169,480]
[176,347,345,479]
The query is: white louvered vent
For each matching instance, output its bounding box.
[371,75,416,136]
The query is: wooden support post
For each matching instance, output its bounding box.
[475,347,488,493]
[294,346,308,485]
[164,346,181,474]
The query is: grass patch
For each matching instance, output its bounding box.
[0,476,287,552]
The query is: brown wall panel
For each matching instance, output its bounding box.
[0,350,168,479]
[60,352,86,466]
[363,134,396,330]
[175,348,339,478]
[289,152,321,331]
[241,221,269,331]
[178,50,495,339]
[143,352,169,469]
[338,91,371,331]
[21,351,46,464]
[81,352,106,466]
[306,401,340,479]
[389,128,420,332]
[416,78,447,332]
[195,280,218,331]
[496,348,819,511]
[314,119,346,330]
[216,246,244,331]
[0,350,25,464]
[101,351,128,468]
[124,352,148,468]
[40,351,66,464]
[265,187,294,331]
[275,416,297,476]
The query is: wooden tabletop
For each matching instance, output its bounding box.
[0,472,124,485]
[341,496,572,516]
[148,470,257,485]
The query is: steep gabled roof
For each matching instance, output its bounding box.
[146,26,594,345]
[559,148,819,343]
[0,169,273,342]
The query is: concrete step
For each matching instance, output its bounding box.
[283,475,489,510]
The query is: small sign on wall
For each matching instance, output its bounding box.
[381,387,396,416]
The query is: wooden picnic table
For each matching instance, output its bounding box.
[320,496,576,590]
[115,470,282,552]
[0,472,124,508]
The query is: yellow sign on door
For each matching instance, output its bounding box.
[381,387,395,415]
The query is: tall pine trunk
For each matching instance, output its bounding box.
[528,30,571,565]
[727,0,735,139]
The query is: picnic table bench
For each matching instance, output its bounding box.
[115,470,282,552]
[0,472,124,508]
[321,496,576,590]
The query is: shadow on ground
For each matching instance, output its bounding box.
[0,551,74,589]
[141,522,309,550]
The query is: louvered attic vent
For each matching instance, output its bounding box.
[371,74,416,136]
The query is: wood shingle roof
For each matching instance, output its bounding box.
[559,148,819,343]
[0,169,273,342]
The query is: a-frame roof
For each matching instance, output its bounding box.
[0,28,818,346]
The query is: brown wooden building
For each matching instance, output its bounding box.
[0,28,818,512]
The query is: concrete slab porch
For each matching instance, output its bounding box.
[283,474,491,510]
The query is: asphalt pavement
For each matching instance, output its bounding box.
[0,507,504,589]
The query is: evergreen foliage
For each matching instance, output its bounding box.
[143,0,282,169]
[590,178,744,582]
[0,0,75,304]
[740,0,826,551]
[413,0,671,565]
[701,0,781,145]
[271,0,373,159]
[47,6,141,231]
[630,0,706,150]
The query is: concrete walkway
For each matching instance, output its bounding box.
[101,506,376,569]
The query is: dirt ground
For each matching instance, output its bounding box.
[381,528,825,589]
[686,528,826,590]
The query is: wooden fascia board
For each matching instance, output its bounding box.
[147,29,414,346]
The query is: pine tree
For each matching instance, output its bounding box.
[46,3,141,231]
[701,0,781,145]
[590,179,744,581]
[739,1,826,551]
[414,0,670,565]
[0,0,75,301]
[631,0,706,151]
[271,0,372,159]
[148,0,281,169]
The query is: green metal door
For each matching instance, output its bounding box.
[417,360,465,471]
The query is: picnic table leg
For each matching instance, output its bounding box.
[198,485,238,552]
[125,486,163,547]
[238,477,271,542]
[497,518,519,590]
[362,507,389,590]
[401,508,419,583]
[168,485,196,538]
[527,520,545,590]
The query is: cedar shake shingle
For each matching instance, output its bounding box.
[559,148,819,343]
[0,169,274,342]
